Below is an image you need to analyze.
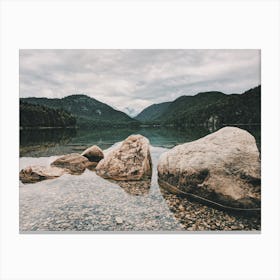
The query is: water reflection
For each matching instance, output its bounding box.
[20,125,261,157]
[20,128,77,146]
[20,128,77,157]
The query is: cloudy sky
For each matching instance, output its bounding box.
[20,49,260,115]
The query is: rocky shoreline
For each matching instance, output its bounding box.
[160,189,261,231]
[19,171,260,231]
[19,127,261,231]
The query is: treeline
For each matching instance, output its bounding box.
[20,101,76,128]
[136,85,261,128]
[76,116,139,128]
[21,94,140,128]
[167,86,261,128]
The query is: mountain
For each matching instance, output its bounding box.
[135,102,171,122]
[20,86,260,129]
[135,85,261,127]
[122,107,139,118]
[20,101,76,128]
[20,94,139,128]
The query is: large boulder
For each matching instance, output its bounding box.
[157,127,261,210]
[20,165,65,184]
[51,153,91,174]
[96,134,152,181]
[81,145,104,166]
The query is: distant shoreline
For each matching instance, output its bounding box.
[20,126,77,130]
[20,123,261,130]
[139,123,261,128]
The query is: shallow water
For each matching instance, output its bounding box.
[19,146,186,231]
[19,126,261,232]
[20,125,261,157]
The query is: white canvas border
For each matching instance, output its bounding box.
[1,0,280,279]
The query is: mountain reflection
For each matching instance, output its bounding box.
[20,125,260,157]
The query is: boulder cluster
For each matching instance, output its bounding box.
[20,127,261,211]
[20,145,105,183]
[20,135,152,184]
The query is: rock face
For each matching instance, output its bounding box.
[81,145,104,166]
[96,134,152,181]
[157,127,261,209]
[51,153,91,174]
[20,165,65,184]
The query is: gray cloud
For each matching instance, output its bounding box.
[20,49,260,114]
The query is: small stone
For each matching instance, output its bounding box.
[178,205,185,211]
[231,225,239,230]
[116,217,123,224]
[81,145,104,163]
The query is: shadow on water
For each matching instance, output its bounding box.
[158,185,261,230]
[108,179,152,196]
[20,125,261,157]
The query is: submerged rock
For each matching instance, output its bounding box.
[115,179,151,196]
[19,165,65,184]
[81,145,104,166]
[157,127,261,210]
[51,153,91,174]
[96,134,152,181]
[115,217,123,224]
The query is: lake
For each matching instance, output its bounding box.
[20,125,261,157]
[19,125,261,232]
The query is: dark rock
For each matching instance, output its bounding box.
[81,145,104,163]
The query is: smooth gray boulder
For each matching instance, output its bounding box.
[157,127,261,209]
[81,145,104,166]
[51,153,91,174]
[19,165,65,184]
[96,134,152,181]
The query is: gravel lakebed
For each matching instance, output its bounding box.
[19,146,261,232]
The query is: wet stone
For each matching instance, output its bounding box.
[19,145,261,232]
[115,217,123,224]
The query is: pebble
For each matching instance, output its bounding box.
[161,189,261,231]
[115,217,123,224]
[178,205,185,211]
